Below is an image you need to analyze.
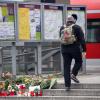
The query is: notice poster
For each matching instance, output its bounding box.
[0,3,15,40]
[18,4,41,41]
[18,8,30,40]
[67,6,86,34]
[44,5,63,40]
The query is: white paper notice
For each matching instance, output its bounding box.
[0,22,14,40]
[44,9,63,40]
[67,11,86,34]
[30,9,40,40]
[0,7,3,22]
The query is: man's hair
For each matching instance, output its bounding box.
[71,14,77,21]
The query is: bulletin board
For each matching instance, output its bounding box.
[67,6,86,35]
[0,3,15,40]
[17,3,41,41]
[43,5,63,41]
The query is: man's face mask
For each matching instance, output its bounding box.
[66,21,74,26]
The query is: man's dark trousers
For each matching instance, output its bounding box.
[62,45,82,87]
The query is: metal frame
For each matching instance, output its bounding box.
[16,2,42,42]
[0,2,87,75]
[42,3,64,42]
[0,1,16,42]
[0,47,3,75]
[66,5,87,73]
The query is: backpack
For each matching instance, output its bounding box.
[60,24,77,45]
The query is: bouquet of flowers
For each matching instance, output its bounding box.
[0,72,57,96]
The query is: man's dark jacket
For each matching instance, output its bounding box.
[59,24,86,53]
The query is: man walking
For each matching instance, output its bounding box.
[59,14,86,91]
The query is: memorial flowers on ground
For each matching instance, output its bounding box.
[0,72,57,96]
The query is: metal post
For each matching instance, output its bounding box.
[11,42,17,76]
[82,57,86,74]
[35,4,44,75]
[34,47,38,75]
[63,3,67,25]
[41,3,44,41]
[60,4,66,74]
[60,51,64,75]
[50,56,53,68]
[0,47,3,75]
[37,43,42,75]
[24,50,28,75]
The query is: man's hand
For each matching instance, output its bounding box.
[82,52,86,58]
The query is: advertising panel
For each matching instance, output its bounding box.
[67,6,86,34]
[0,3,15,40]
[44,5,63,40]
[18,4,41,41]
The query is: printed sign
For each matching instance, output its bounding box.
[18,4,41,41]
[0,3,15,40]
[67,6,86,34]
[44,5,63,40]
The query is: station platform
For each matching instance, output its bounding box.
[57,72,100,84]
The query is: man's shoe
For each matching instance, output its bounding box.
[65,87,70,91]
[71,74,80,83]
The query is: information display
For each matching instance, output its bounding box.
[0,3,15,40]
[18,4,41,41]
[67,6,86,34]
[44,5,63,40]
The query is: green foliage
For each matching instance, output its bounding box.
[12,84,19,91]
[15,77,23,84]
[2,74,58,92]
[4,79,10,90]
[40,79,51,89]
[34,87,39,93]
[49,78,57,89]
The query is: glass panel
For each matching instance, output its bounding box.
[87,21,100,42]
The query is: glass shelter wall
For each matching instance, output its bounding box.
[0,2,86,75]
